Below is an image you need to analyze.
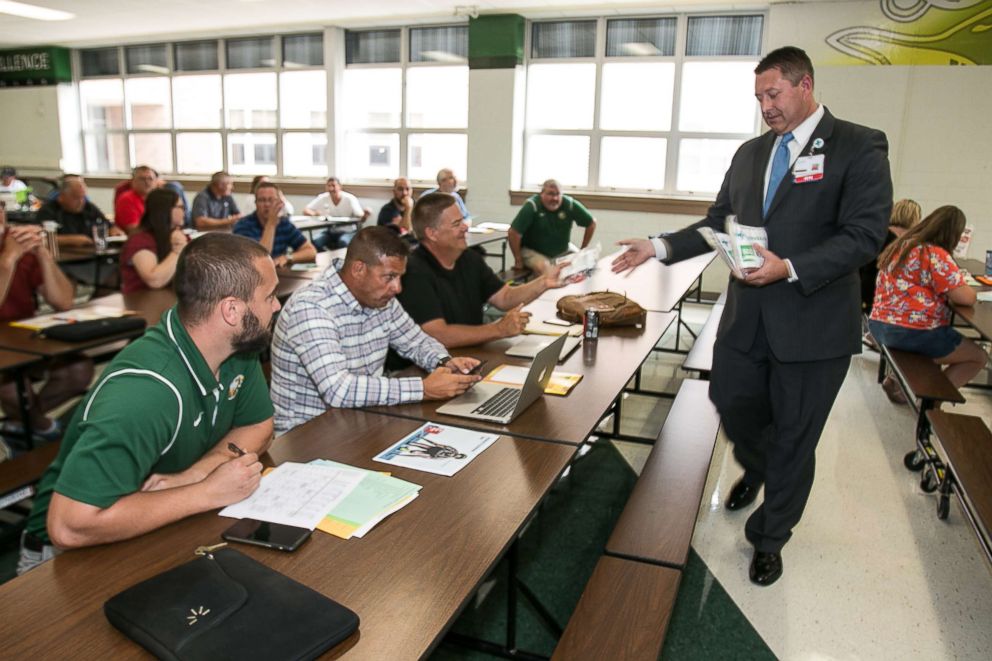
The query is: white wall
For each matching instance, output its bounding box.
[0,86,64,174]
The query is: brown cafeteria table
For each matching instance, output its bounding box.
[538,250,714,313]
[0,409,576,660]
[365,299,677,445]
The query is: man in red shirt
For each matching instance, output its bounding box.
[0,202,92,451]
[113,166,159,234]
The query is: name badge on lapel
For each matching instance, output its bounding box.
[793,154,825,183]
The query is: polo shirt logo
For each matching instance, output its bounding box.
[558,211,567,220]
[228,375,245,400]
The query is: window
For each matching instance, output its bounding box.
[341,25,468,184]
[80,48,119,76]
[78,34,325,177]
[125,44,168,75]
[523,15,763,195]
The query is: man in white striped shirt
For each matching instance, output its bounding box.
[270,226,481,434]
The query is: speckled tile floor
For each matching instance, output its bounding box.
[619,303,992,660]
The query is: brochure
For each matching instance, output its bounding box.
[697,216,767,279]
[373,422,500,477]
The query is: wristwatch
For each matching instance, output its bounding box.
[436,356,452,369]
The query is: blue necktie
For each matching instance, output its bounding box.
[764,131,794,216]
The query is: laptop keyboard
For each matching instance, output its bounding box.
[473,387,521,418]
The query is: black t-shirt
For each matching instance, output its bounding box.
[36,198,109,236]
[398,244,504,326]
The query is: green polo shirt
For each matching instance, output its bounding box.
[510,194,594,258]
[26,306,274,545]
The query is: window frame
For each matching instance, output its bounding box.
[522,12,766,197]
[342,23,469,185]
[75,32,327,177]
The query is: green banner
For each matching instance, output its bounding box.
[0,46,72,87]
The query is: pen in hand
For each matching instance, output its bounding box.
[228,442,246,457]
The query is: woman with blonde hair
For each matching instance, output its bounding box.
[869,205,986,402]
[861,198,922,314]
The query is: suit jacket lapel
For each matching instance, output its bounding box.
[765,107,837,220]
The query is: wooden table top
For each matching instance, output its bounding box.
[57,245,122,263]
[366,301,676,445]
[0,347,44,371]
[0,409,575,660]
[538,250,715,313]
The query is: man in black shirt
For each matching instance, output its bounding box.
[36,176,122,249]
[397,192,566,349]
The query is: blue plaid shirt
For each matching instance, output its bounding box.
[270,260,449,434]
[233,212,307,258]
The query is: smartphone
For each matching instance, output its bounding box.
[468,360,488,375]
[544,318,573,327]
[221,519,312,552]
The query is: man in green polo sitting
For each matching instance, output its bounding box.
[18,233,279,574]
[508,178,597,275]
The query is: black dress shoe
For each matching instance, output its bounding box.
[725,479,760,511]
[749,551,783,586]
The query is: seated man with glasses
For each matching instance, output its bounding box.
[37,175,122,249]
[395,193,566,356]
[233,182,317,268]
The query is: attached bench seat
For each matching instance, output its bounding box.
[878,345,964,478]
[605,378,721,569]
[0,441,59,511]
[552,556,682,661]
[924,410,992,562]
[880,346,964,410]
[682,291,726,378]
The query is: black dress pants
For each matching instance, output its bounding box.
[709,318,850,553]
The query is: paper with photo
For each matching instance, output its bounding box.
[373,423,500,477]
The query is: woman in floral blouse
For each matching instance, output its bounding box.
[869,205,985,402]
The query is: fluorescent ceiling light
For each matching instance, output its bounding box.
[419,50,467,63]
[137,64,170,75]
[0,1,74,21]
[622,42,661,56]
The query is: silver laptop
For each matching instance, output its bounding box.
[437,333,567,424]
[505,334,581,362]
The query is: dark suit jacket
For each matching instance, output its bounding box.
[665,108,892,363]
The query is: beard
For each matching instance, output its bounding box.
[231,307,273,356]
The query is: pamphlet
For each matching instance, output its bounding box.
[697,216,767,279]
[555,242,601,280]
[10,306,136,331]
[373,422,499,477]
[308,460,421,539]
[484,364,583,396]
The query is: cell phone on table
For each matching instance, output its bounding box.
[221,519,312,552]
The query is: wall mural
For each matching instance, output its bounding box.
[826,0,992,64]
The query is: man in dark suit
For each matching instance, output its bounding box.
[612,46,892,586]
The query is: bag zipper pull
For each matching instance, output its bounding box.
[194,542,227,558]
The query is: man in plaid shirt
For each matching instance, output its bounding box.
[270,226,481,434]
